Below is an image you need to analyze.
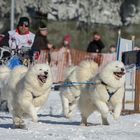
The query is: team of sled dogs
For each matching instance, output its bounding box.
[0,60,126,128]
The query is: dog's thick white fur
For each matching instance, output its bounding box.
[60,60,98,118]
[6,64,52,128]
[6,65,28,112]
[0,65,11,109]
[0,65,10,80]
[78,61,126,126]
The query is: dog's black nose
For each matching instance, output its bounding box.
[121,68,125,72]
[44,71,48,75]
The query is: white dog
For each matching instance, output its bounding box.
[60,60,98,118]
[6,64,52,128]
[78,61,126,126]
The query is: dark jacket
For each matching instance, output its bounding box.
[31,31,49,52]
[31,31,51,63]
[0,33,11,47]
[87,39,105,53]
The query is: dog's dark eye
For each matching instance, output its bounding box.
[116,66,118,68]
[39,69,42,71]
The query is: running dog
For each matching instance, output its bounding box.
[79,61,126,126]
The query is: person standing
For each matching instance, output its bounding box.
[56,34,72,82]
[109,45,116,53]
[87,31,105,53]
[60,34,72,67]
[31,21,53,64]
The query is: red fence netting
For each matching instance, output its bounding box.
[37,48,116,83]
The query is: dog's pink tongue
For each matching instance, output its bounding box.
[116,74,122,78]
[115,72,125,78]
[38,75,47,83]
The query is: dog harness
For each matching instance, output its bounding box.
[31,85,51,99]
[31,92,40,99]
[101,81,119,102]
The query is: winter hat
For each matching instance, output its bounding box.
[18,17,30,27]
[39,21,48,31]
[63,34,71,43]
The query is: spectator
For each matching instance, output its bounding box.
[62,34,71,48]
[87,31,105,53]
[133,46,140,51]
[60,34,72,66]
[109,45,116,53]
[0,16,35,50]
[31,21,53,64]
[54,34,72,82]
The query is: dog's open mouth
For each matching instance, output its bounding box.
[114,71,125,78]
[38,75,48,83]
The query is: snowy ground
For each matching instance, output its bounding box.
[0,90,140,140]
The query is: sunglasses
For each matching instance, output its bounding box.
[19,24,29,27]
[19,21,29,27]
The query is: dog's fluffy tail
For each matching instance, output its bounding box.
[76,59,98,83]
[63,65,77,80]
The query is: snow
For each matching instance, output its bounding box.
[0,90,140,140]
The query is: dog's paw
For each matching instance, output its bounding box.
[14,124,26,129]
[32,117,38,123]
[13,117,24,124]
[102,118,110,125]
[80,122,88,126]
[65,114,72,119]
[113,114,120,120]
[13,117,26,129]
[102,121,109,125]
[65,111,73,119]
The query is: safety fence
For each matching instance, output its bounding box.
[48,48,116,82]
